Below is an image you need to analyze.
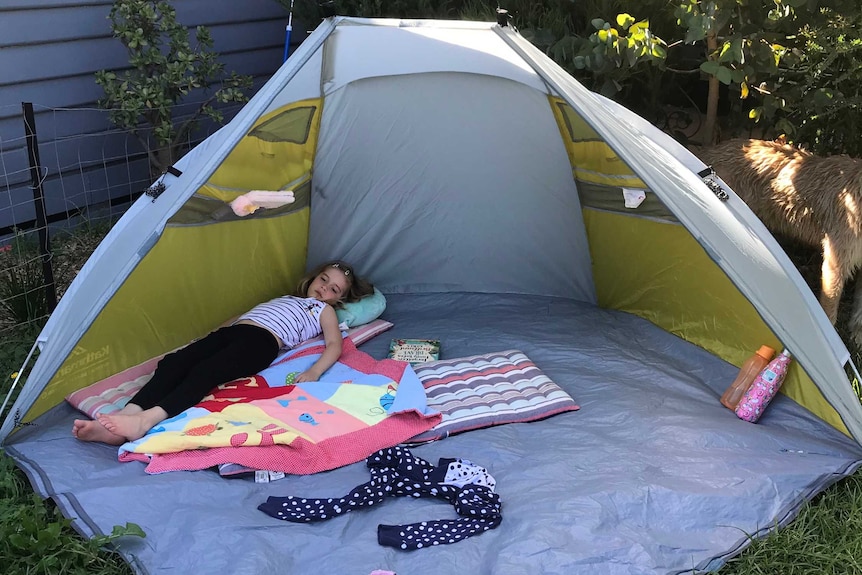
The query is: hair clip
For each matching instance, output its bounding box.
[331,262,351,276]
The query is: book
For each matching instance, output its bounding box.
[387,338,441,364]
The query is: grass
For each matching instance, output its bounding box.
[718,472,862,574]
[1,222,140,575]
[1,226,862,574]
[0,454,140,574]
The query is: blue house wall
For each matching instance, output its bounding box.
[0,0,300,231]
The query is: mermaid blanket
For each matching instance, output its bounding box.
[117,338,441,474]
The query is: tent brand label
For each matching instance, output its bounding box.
[59,345,110,378]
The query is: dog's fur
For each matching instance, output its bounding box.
[698,138,862,341]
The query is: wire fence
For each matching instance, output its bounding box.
[0,101,242,335]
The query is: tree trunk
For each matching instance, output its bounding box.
[151,145,177,182]
[702,29,720,146]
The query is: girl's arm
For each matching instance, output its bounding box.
[295,305,343,383]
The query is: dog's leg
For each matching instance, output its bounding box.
[820,234,845,324]
[849,277,862,347]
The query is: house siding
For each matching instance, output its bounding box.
[0,0,298,231]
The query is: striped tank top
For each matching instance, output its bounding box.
[237,296,326,349]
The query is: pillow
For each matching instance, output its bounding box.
[336,287,387,327]
[301,318,393,349]
[345,318,393,345]
[66,319,394,419]
[405,349,579,444]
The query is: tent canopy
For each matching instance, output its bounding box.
[2,15,861,445]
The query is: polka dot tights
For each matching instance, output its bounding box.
[257,446,502,550]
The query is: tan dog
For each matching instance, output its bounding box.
[699,138,862,342]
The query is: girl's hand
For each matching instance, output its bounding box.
[296,306,343,383]
[295,370,320,383]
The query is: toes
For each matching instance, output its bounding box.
[72,419,86,437]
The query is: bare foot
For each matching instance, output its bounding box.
[97,412,155,442]
[72,419,126,445]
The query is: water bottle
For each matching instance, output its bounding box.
[720,345,775,410]
[734,349,792,423]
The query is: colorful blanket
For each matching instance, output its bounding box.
[118,338,441,474]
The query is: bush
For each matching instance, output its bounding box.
[96,0,253,176]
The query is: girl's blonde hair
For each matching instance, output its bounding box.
[295,260,374,306]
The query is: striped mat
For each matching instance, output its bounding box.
[407,349,579,443]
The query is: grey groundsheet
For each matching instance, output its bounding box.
[7,293,862,575]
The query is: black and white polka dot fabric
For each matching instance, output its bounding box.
[257,446,502,550]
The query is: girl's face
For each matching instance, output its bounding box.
[306,267,350,305]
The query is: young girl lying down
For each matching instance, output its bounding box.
[72,260,374,445]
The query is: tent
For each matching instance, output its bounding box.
[3,16,862,575]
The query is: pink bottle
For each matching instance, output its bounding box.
[734,349,792,423]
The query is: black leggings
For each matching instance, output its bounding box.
[129,324,280,418]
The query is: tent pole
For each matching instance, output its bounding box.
[283,0,296,62]
[0,341,39,426]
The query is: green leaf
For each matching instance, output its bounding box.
[37,526,59,548]
[716,66,733,85]
[43,521,61,539]
[700,60,722,75]
[730,68,747,83]
[616,13,635,29]
[775,118,795,134]
[629,20,649,35]
[592,52,605,67]
[21,514,38,534]
[9,533,30,549]
[119,522,146,538]
[599,78,618,97]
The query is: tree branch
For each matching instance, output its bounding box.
[130,129,163,172]
[171,92,219,149]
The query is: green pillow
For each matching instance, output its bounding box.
[336,287,387,327]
